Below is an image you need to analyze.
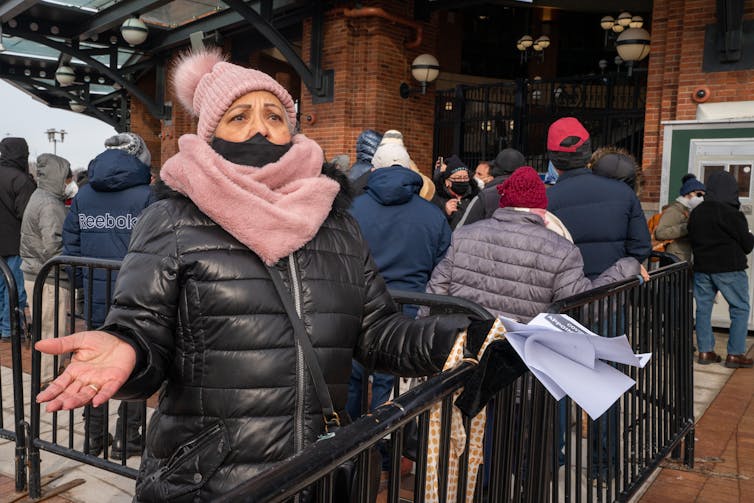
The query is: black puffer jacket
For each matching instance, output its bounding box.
[0,138,36,256]
[104,167,467,502]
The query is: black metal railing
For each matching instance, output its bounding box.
[222,261,693,502]
[434,74,647,172]
[0,257,28,491]
[27,256,145,499]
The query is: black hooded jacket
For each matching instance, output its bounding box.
[103,164,469,501]
[688,171,754,273]
[0,138,36,256]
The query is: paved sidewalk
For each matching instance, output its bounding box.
[1,332,751,501]
[637,341,754,503]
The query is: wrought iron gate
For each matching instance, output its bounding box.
[434,75,647,172]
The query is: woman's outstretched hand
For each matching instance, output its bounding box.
[35,331,137,412]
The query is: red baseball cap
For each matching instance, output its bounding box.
[547,117,590,152]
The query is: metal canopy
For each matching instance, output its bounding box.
[0,0,329,131]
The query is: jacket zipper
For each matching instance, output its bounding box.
[287,254,305,457]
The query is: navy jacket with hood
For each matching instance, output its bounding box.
[62,149,153,326]
[350,166,451,306]
[547,167,651,279]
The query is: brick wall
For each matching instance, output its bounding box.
[641,0,754,206]
[129,72,162,169]
[300,0,439,174]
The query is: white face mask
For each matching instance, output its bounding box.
[474,177,485,189]
[64,181,79,199]
[688,195,704,210]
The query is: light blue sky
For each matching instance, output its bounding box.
[0,80,117,171]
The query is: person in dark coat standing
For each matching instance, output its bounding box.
[546,117,651,279]
[462,148,526,226]
[20,153,72,381]
[35,50,483,502]
[62,132,153,459]
[688,171,754,368]
[0,137,35,342]
[347,141,451,422]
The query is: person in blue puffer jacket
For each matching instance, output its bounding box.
[347,141,451,426]
[62,132,153,460]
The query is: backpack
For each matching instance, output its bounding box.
[647,206,687,252]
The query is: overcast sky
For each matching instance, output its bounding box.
[0,80,117,172]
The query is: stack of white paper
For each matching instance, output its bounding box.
[500,313,651,420]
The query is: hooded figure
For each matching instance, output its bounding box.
[347,141,451,427]
[590,149,639,191]
[0,137,35,256]
[20,153,72,381]
[688,170,754,368]
[0,137,35,341]
[61,135,154,460]
[36,49,477,502]
[20,154,71,277]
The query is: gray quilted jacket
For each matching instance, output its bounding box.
[20,154,70,279]
[426,208,641,322]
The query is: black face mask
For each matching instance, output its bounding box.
[450,181,470,195]
[210,133,292,166]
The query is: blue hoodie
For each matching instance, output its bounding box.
[350,166,451,307]
[62,149,153,326]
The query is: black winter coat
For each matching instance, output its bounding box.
[103,168,467,502]
[0,139,36,256]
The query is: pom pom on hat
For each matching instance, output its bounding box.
[104,132,151,167]
[679,174,706,196]
[171,48,298,141]
[498,166,548,209]
[372,143,410,169]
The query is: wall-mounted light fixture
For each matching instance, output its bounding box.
[516,34,550,64]
[121,17,148,46]
[399,54,440,99]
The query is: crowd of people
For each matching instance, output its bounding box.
[0,49,749,500]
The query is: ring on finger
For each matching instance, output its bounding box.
[87,384,100,393]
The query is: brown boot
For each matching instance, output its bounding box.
[725,354,754,368]
[697,351,722,364]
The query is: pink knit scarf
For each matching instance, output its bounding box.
[160,133,340,265]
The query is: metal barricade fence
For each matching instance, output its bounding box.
[220,262,694,503]
[0,257,28,491]
[27,256,146,499]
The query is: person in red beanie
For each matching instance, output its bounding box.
[33,49,481,501]
[425,166,645,322]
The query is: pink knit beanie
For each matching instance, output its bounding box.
[172,48,297,141]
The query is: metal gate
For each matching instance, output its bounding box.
[434,75,647,172]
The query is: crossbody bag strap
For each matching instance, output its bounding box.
[266,266,340,431]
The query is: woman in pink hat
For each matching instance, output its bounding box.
[34,50,475,501]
